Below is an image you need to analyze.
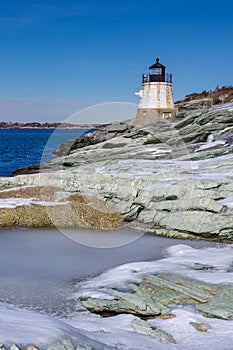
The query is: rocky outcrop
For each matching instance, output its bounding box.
[53,122,133,156]
[53,140,75,157]
[189,322,211,332]
[13,122,133,174]
[131,319,176,344]
[80,273,233,320]
[175,98,214,114]
[1,105,233,241]
[175,85,233,114]
[12,163,41,176]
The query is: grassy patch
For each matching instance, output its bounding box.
[0,188,124,230]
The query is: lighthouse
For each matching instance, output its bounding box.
[134,58,177,128]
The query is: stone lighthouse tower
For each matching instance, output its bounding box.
[134,58,176,128]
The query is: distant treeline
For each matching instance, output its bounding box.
[0,121,105,129]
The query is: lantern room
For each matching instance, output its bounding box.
[149,57,166,82]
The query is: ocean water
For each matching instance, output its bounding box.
[0,128,88,177]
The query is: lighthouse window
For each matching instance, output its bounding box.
[150,68,162,75]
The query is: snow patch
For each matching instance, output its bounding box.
[73,244,233,299]
[195,140,226,152]
[0,198,68,209]
[0,302,76,345]
[219,196,233,208]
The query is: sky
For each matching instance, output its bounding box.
[0,0,233,122]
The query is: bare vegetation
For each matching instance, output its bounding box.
[176,85,233,105]
[70,199,124,230]
[0,188,124,230]
[64,193,87,203]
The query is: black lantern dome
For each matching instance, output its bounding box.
[149,58,166,82]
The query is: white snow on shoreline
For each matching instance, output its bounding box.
[1,244,233,349]
[66,307,233,350]
[0,198,68,208]
[0,302,82,346]
[212,102,233,111]
[195,140,226,152]
[73,244,233,300]
[68,244,233,349]
[0,303,114,350]
[0,185,36,193]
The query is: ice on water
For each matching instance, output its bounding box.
[1,243,233,350]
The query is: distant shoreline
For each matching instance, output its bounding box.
[0,121,107,129]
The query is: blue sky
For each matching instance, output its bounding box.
[0,0,233,122]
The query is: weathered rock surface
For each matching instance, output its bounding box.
[131,319,176,343]
[80,273,233,321]
[189,322,211,332]
[53,140,75,157]
[54,122,133,156]
[12,163,41,176]
[175,98,214,114]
